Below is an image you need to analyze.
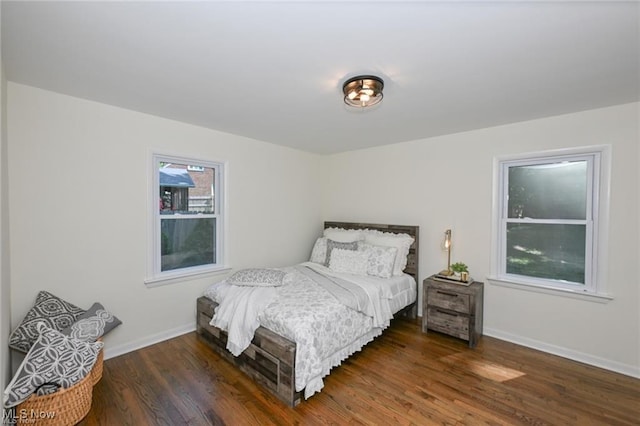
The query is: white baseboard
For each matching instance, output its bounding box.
[103,322,640,380]
[104,322,196,360]
[484,327,640,379]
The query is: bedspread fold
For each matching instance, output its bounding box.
[210,285,276,356]
[300,262,393,328]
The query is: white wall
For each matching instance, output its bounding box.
[637,96,640,375]
[5,81,639,379]
[322,103,640,377]
[7,83,323,358]
[636,4,640,386]
[0,4,12,388]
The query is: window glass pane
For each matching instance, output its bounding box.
[506,223,585,284]
[508,161,587,219]
[159,163,215,214]
[161,218,216,271]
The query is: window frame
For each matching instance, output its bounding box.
[489,145,612,301]
[146,152,228,286]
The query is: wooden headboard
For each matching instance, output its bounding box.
[323,221,419,285]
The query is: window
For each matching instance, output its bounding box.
[491,146,610,297]
[147,154,226,285]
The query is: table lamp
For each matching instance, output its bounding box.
[439,229,453,276]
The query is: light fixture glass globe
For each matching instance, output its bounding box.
[342,75,384,108]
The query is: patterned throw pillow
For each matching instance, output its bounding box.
[324,239,358,266]
[8,291,86,353]
[3,323,103,408]
[363,231,415,276]
[61,302,122,342]
[359,243,398,279]
[227,268,287,287]
[328,248,369,276]
[309,237,328,264]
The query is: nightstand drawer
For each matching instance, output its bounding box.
[427,288,470,313]
[426,307,469,340]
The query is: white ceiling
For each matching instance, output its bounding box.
[2,1,639,154]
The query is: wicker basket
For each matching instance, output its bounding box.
[15,347,104,426]
[90,346,104,385]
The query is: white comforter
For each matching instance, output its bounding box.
[205,262,398,399]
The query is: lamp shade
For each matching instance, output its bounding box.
[343,75,384,108]
[444,229,452,250]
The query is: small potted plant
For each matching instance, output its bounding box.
[450,262,469,281]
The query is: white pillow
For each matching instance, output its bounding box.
[358,243,397,279]
[363,230,414,276]
[323,227,364,243]
[328,249,369,276]
[309,237,327,264]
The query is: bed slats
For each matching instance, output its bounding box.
[196,296,302,406]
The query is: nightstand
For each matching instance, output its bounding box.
[422,275,484,348]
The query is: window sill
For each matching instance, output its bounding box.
[145,266,231,288]
[487,276,613,303]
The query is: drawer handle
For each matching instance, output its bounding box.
[436,290,459,298]
[436,309,458,317]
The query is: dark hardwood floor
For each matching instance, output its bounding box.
[79,319,640,425]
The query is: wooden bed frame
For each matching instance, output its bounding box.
[196,221,419,406]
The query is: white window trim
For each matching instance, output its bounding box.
[145,152,229,287]
[489,145,612,302]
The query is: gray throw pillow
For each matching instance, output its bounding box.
[325,239,358,266]
[61,302,122,342]
[8,291,85,353]
[3,323,103,408]
[227,268,287,287]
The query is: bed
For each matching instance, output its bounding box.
[196,221,419,406]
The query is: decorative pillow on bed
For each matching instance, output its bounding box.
[363,231,414,276]
[227,268,287,287]
[358,243,398,279]
[323,227,364,243]
[3,323,103,408]
[325,239,358,266]
[8,291,86,353]
[61,302,122,342]
[328,249,369,276]
[309,237,328,264]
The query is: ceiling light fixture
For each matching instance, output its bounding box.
[342,75,384,108]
